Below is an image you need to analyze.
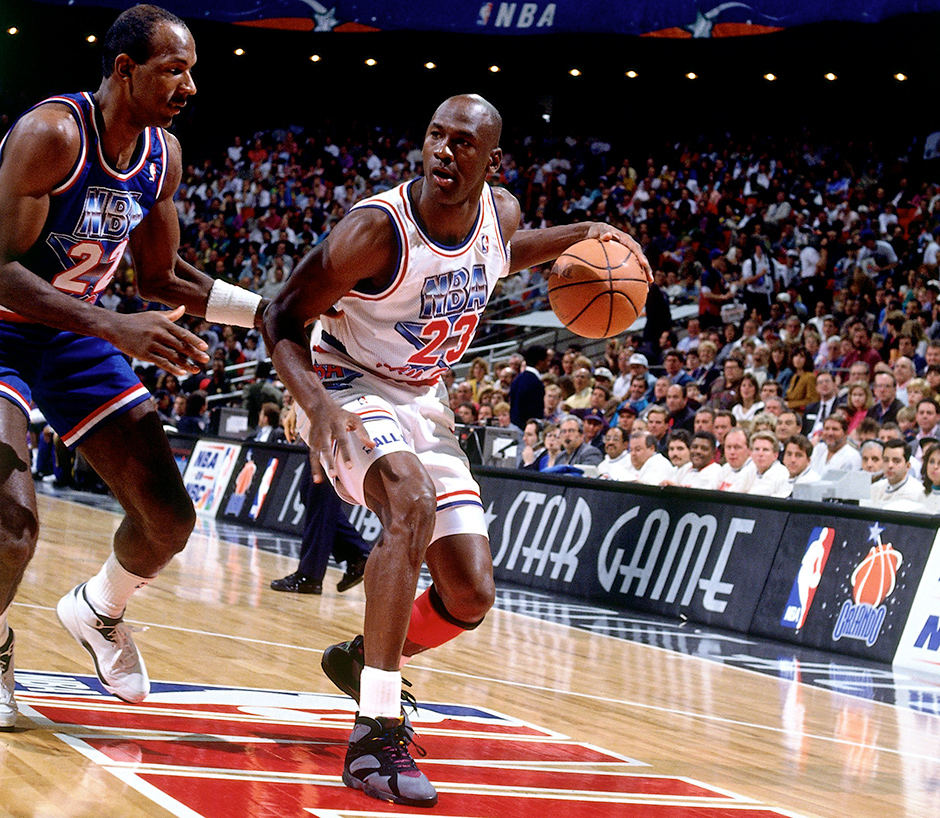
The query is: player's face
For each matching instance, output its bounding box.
[422,97,501,204]
[124,22,197,128]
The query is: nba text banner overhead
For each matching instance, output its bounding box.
[32,0,940,37]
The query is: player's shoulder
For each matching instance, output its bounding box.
[2,102,82,192]
[490,184,521,238]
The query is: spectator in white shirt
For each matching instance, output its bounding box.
[784,435,821,490]
[597,426,632,481]
[810,414,862,476]
[679,431,722,490]
[869,439,927,510]
[717,428,757,493]
[860,439,885,483]
[749,431,793,498]
[664,429,693,484]
[625,431,674,485]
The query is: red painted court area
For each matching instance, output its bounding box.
[18,674,805,818]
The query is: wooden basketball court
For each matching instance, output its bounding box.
[1,491,936,817]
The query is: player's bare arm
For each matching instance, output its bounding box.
[263,208,397,480]
[0,106,207,375]
[130,132,267,327]
[492,187,652,281]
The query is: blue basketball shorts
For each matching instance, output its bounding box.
[0,322,151,448]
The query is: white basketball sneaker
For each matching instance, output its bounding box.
[56,584,150,703]
[0,629,16,729]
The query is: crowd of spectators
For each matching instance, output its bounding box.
[19,115,940,512]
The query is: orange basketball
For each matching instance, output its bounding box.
[548,238,648,339]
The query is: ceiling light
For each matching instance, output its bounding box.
[685,72,697,80]
[824,72,837,81]
[309,54,321,62]
[625,70,638,79]
[569,68,581,77]
[894,72,908,81]
[365,58,377,66]
[86,34,97,43]
[424,62,436,69]
[234,48,245,56]
[7,27,18,35]
[489,65,500,73]
[763,73,777,81]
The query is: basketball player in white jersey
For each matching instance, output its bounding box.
[263,94,651,807]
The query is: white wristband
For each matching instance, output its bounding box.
[205,280,263,328]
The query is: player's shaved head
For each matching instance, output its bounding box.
[434,94,502,149]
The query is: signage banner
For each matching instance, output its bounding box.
[893,529,940,673]
[215,443,307,529]
[482,474,784,631]
[34,1,940,38]
[750,515,935,663]
[181,440,242,516]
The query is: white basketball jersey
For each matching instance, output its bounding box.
[314,179,510,392]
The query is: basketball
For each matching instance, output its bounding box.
[851,542,903,607]
[548,238,648,339]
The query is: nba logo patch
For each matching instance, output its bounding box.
[781,526,835,630]
[481,234,489,253]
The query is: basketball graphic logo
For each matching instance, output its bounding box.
[851,542,903,607]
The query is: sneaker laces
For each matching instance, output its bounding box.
[103,622,147,673]
[378,721,427,770]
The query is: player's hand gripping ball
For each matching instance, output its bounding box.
[548,238,649,339]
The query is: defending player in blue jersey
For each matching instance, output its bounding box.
[0,5,265,729]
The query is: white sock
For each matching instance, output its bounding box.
[359,666,402,719]
[84,553,153,618]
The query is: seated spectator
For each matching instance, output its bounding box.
[597,426,632,480]
[252,401,287,443]
[537,424,564,471]
[566,367,594,409]
[751,411,778,434]
[748,431,791,498]
[544,383,564,423]
[713,410,737,457]
[515,419,545,471]
[860,439,885,482]
[732,373,764,424]
[844,381,874,442]
[493,401,522,433]
[867,371,905,424]
[665,428,693,484]
[810,415,862,475]
[868,439,926,510]
[557,415,603,468]
[455,401,478,425]
[784,435,821,489]
[693,407,715,435]
[176,391,208,435]
[645,405,670,453]
[775,410,802,456]
[580,408,608,451]
[716,428,757,493]
[920,442,940,513]
[784,346,819,410]
[666,384,695,432]
[624,431,674,485]
[913,397,940,459]
[677,431,722,489]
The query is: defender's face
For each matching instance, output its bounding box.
[125,21,197,128]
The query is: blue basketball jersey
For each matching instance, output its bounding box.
[0,91,169,321]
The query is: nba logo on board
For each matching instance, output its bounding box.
[781,526,835,630]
